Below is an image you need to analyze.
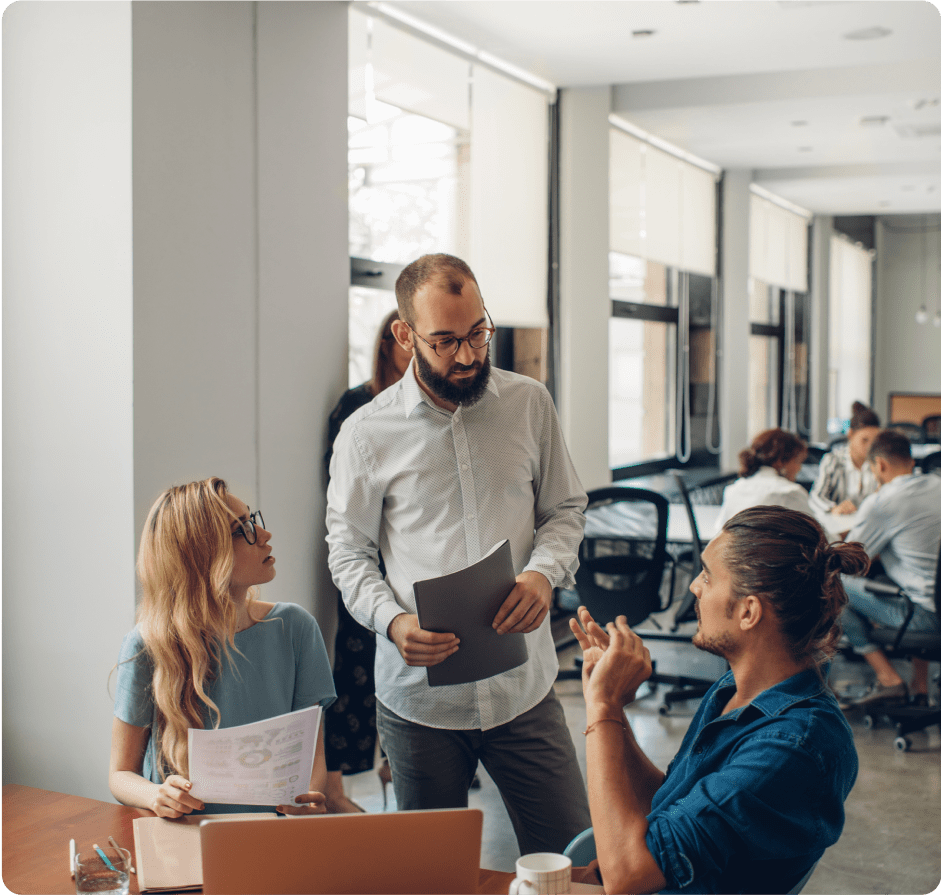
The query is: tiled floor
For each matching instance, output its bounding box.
[343,622,941,894]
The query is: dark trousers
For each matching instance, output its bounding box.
[377,688,591,856]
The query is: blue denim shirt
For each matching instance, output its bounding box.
[645,666,857,894]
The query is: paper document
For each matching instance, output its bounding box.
[188,705,321,806]
[414,539,528,687]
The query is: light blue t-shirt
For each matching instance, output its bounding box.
[114,602,336,814]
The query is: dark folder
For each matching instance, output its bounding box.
[414,539,529,687]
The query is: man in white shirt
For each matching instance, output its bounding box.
[326,254,591,853]
[839,430,941,710]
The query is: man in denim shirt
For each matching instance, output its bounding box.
[571,506,865,894]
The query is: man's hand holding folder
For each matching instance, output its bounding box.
[491,570,552,635]
[388,613,460,667]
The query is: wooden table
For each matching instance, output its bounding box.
[2,784,515,894]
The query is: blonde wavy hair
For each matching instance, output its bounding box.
[135,477,255,780]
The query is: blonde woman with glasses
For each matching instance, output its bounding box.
[109,477,336,818]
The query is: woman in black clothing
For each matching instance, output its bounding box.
[322,309,410,813]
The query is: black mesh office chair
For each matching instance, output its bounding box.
[557,485,721,713]
[888,421,926,444]
[921,450,941,476]
[921,414,941,443]
[860,538,941,751]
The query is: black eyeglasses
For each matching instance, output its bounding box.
[232,509,265,545]
[407,310,495,358]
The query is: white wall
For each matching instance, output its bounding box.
[3,0,348,800]
[558,87,611,491]
[2,1,135,797]
[873,214,941,422]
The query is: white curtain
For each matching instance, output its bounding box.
[469,66,549,327]
[609,128,716,277]
[828,236,872,418]
[749,194,808,293]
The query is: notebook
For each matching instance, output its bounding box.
[199,808,484,894]
[133,812,277,891]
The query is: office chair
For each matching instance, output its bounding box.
[561,827,818,893]
[921,414,941,443]
[888,421,926,444]
[921,450,941,476]
[859,538,941,751]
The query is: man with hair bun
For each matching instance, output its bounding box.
[571,506,864,895]
[838,429,941,710]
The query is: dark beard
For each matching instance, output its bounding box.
[414,348,492,408]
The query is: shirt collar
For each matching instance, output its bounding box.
[711,665,830,720]
[400,358,501,419]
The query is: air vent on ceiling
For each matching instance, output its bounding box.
[895,123,941,139]
[859,116,889,127]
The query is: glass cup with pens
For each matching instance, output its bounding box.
[74,844,131,895]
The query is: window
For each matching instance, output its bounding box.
[347,108,467,386]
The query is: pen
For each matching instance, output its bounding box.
[108,836,136,874]
[69,839,75,878]
[93,844,117,872]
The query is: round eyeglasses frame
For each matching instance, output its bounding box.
[407,310,495,358]
[233,509,265,545]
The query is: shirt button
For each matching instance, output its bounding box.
[462,463,469,471]
[467,514,475,520]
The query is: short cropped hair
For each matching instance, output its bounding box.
[868,429,912,465]
[394,254,478,325]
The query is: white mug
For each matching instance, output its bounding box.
[508,852,572,895]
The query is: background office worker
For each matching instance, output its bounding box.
[571,506,864,895]
[326,253,591,854]
[838,429,941,709]
[110,478,335,818]
[716,427,812,528]
[322,309,410,813]
[809,401,880,517]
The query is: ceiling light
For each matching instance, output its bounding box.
[791,120,808,127]
[916,305,929,324]
[912,98,940,111]
[798,146,813,152]
[859,116,889,127]
[843,26,892,40]
[632,29,656,38]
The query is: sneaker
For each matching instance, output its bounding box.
[840,681,908,711]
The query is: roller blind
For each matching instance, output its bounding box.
[609,128,716,277]
[749,194,808,293]
[828,236,872,418]
[469,66,549,327]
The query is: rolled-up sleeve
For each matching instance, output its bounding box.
[645,733,839,891]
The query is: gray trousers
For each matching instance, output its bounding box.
[377,688,591,856]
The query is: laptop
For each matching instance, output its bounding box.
[199,808,483,894]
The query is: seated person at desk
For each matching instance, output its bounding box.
[109,477,336,818]
[809,401,880,517]
[838,430,941,710]
[716,428,812,528]
[571,506,864,895]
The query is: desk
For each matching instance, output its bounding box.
[1,785,517,895]
[584,502,720,545]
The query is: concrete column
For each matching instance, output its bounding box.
[558,86,611,491]
[810,215,833,441]
[719,170,752,471]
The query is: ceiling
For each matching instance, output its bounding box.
[376,0,941,216]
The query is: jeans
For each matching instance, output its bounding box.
[377,688,591,855]
[840,574,941,655]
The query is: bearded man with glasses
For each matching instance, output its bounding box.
[326,253,591,854]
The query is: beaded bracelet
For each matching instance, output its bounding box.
[583,717,627,735]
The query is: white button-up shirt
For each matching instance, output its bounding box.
[326,362,587,731]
